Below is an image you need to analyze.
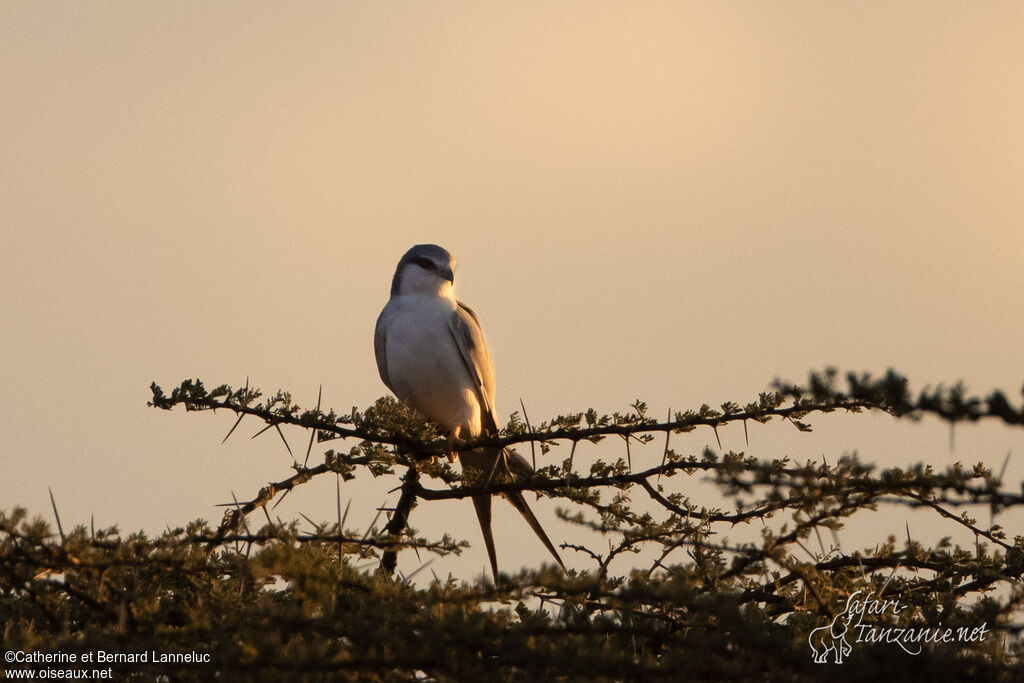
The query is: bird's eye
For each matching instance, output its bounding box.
[414,257,435,270]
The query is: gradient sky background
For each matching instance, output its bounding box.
[3,2,1023,580]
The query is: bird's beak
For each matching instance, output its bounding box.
[441,267,454,284]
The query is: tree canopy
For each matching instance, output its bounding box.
[2,369,1022,681]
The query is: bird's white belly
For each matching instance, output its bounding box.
[384,296,483,436]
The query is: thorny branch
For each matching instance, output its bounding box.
[148,368,1024,457]
[381,464,421,574]
[146,369,1024,588]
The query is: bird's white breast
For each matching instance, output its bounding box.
[380,293,484,436]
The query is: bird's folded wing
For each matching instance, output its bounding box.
[448,302,499,434]
[373,309,393,390]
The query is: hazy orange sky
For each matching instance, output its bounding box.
[3,3,1023,579]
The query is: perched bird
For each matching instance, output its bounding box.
[374,244,565,579]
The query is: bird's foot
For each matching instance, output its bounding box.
[446,433,468,462]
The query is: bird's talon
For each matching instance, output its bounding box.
[446,434,468,460]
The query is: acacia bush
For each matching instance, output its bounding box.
[2,369,1022,681]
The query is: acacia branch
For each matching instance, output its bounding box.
[381,464,421,573]
[150,369,1024,461]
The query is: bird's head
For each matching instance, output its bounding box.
[390,244,457,297]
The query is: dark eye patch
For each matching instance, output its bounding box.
[413,257,435,270]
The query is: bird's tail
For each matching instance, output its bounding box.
[462,446,565,579]
[471,493,499,581]
[503,488,566,573]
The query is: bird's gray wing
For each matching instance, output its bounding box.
[373,306,393,392]
[449,304,566,576]
[447,302,498,433]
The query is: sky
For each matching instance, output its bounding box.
[2,2,1023,581]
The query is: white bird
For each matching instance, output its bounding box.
[374,244,564,579]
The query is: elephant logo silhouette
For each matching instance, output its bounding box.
[808,600,861,664]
